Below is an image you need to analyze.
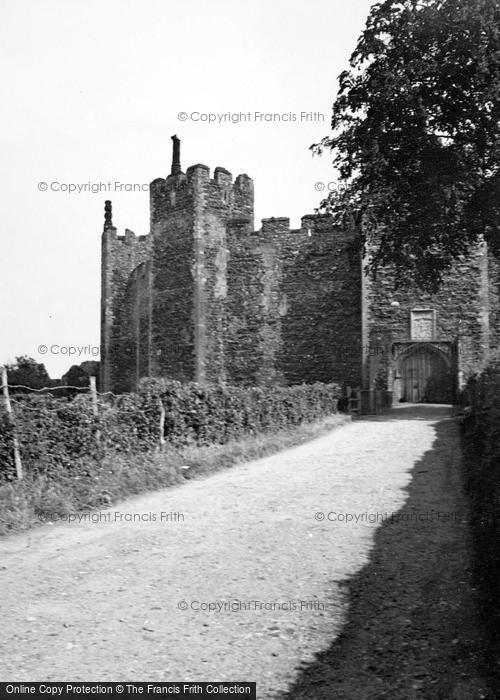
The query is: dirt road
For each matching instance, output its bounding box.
[0,406,487,698]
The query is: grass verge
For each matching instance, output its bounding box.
[0,413,350,537]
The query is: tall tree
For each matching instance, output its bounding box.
[315,0,500,290]
[62,361,100,396]
[4,356,51,391]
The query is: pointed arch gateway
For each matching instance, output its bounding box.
[396,342,453,403]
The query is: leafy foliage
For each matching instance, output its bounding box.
[4,356,53,392]
[0,380,340,482]
[62,361,100,396]
[462,361,500,657]
[315,0,500,290]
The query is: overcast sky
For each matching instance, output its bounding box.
[1,0,375,378]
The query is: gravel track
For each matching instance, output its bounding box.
[0,405,479,698]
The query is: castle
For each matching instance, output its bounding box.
[100,136,500,408]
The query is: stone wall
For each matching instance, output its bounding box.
[127,261,151,391]
[280,215,362,386]
[148,169,195,383]
[100,225,150,392]
[363,241,496,395]
[225,214,363,387]
[102,192,364,392]
[225,218,288,386]
[190,167,254,384]
[147,163,255,385]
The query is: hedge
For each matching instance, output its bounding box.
[0,379,341,482]
[462,360,500,663]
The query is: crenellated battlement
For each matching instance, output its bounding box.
[260,217,291,235]
[149,155,254,233]
[114,229,150,245]
[150,161,253,199]
[254,213,340,239]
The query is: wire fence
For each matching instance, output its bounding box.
[0,368,168,480]
[1,367,341,483]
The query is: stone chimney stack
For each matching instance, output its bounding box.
[171,134,181,175]
[104,200,113,231]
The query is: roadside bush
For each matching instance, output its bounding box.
[0,380,340,482]
[462,360,500,664]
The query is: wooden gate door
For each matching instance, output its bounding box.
[400,346,452,403]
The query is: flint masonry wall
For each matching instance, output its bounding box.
[226,217,288,386]
[191,166,254,384]
[102,186,364,392]
[280,215,362,386]
[363,241,496,393]
[148,164,254,385]
[225,214,363,387]
[100,226,150,392]
[126,260,152,390]
[149,172,196,383]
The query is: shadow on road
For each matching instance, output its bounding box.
[279,406,493,700]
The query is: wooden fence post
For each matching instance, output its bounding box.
[89,376,101,445]
[158,397,166,452]
[1,366,23,480]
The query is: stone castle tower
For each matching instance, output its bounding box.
[100,137,500,406]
